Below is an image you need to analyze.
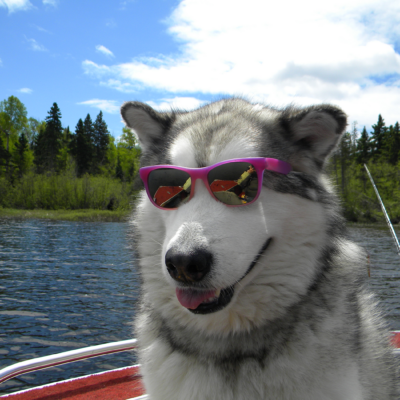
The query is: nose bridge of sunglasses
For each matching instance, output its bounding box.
[192,175,212,197]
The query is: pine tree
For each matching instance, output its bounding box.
[75,118,92,176]
[83,114,95,172]
[385,122,400,165]
[33,123,47,173]
[355,126,371,164]
[92,111,110,173]
[40,102,63,172]
[370,114,386,159]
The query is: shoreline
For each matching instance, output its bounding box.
[0,208,131,222]
[0,208,398,228]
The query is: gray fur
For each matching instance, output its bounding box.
[123,98,398,399]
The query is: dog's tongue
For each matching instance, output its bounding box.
[176,288,216,309]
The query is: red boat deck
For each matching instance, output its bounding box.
[0,366,145,400]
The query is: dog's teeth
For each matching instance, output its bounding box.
[215,289,221,297]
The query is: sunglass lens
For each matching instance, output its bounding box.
[207,162,258,205]
[148,169,191,208]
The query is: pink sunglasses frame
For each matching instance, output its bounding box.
[139,157,292,210]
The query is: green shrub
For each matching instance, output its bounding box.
[0,171,135,211]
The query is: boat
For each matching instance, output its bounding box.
[0,340,146,399]
[1,333,400,399]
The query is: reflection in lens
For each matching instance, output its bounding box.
[208,162,258,205]
[148,169,191,208]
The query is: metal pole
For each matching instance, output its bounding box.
[364,164,400,257]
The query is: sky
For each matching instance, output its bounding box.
[1,0,400,138]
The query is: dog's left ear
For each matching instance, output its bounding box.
[121,101,174,152]
[280,105,347,174]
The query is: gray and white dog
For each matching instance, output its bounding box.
[121,98,398,400]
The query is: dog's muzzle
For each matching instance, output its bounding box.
[166,238,272,314]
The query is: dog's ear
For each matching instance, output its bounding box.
[280,105,347,174]
[121,102,174,151]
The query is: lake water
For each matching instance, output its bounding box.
[0,219,399,395]
[0,218,139,395]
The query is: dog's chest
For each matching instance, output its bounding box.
[139,338,364,400]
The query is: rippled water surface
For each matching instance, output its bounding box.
[0,219,399,395]
[0,218,139,394]
[347,225,400,331]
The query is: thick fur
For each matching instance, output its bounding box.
[122,98,398,399]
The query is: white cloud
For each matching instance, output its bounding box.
[83,60,111,77]
[18,88,33,94]
[147,97,207,111]
[95,45,115,58]
[0,0,32,12]
[78,99,119,114]
[82,0,400,127]
[27,38,47,52]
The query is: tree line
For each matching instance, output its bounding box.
[0,96,140,210]
[1,95,399,221]
[329,116,400,223]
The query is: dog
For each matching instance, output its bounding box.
[121,98,398,399]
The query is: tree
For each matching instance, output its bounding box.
[116,127,141,182]
[33,122,47,173]
[13,133,30,177]
[46,102,63,172]
[370,114,386,159]
[92,111,110,173]
[355,126,371,165]
[57,126,73,172]
[0,134,11,171]
[0,96,28,173]
[385,122,400,165]
[75,118,92,176]
[24,117,42,149]
[36,102,63,173]
[84,114,95,171]
[115,155,123,180]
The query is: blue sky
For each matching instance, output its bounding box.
[1,0,400,138]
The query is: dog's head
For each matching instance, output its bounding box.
[122,98,347,334]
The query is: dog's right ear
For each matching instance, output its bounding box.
[121,102,174,151]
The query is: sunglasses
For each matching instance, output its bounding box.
[139,157,291,210]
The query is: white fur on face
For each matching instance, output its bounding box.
[136,116,329,335]
[209,135,258,163]
[135,125,326,334]
[169,135,197,167]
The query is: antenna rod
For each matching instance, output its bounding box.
[364,164,400,257]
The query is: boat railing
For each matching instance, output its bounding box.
[0,338,137,385]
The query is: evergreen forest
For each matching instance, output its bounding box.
[328,117,400,223]
[1,95,399,223]
[0,96,140,211]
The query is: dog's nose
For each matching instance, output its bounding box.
[165,248,212,283]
